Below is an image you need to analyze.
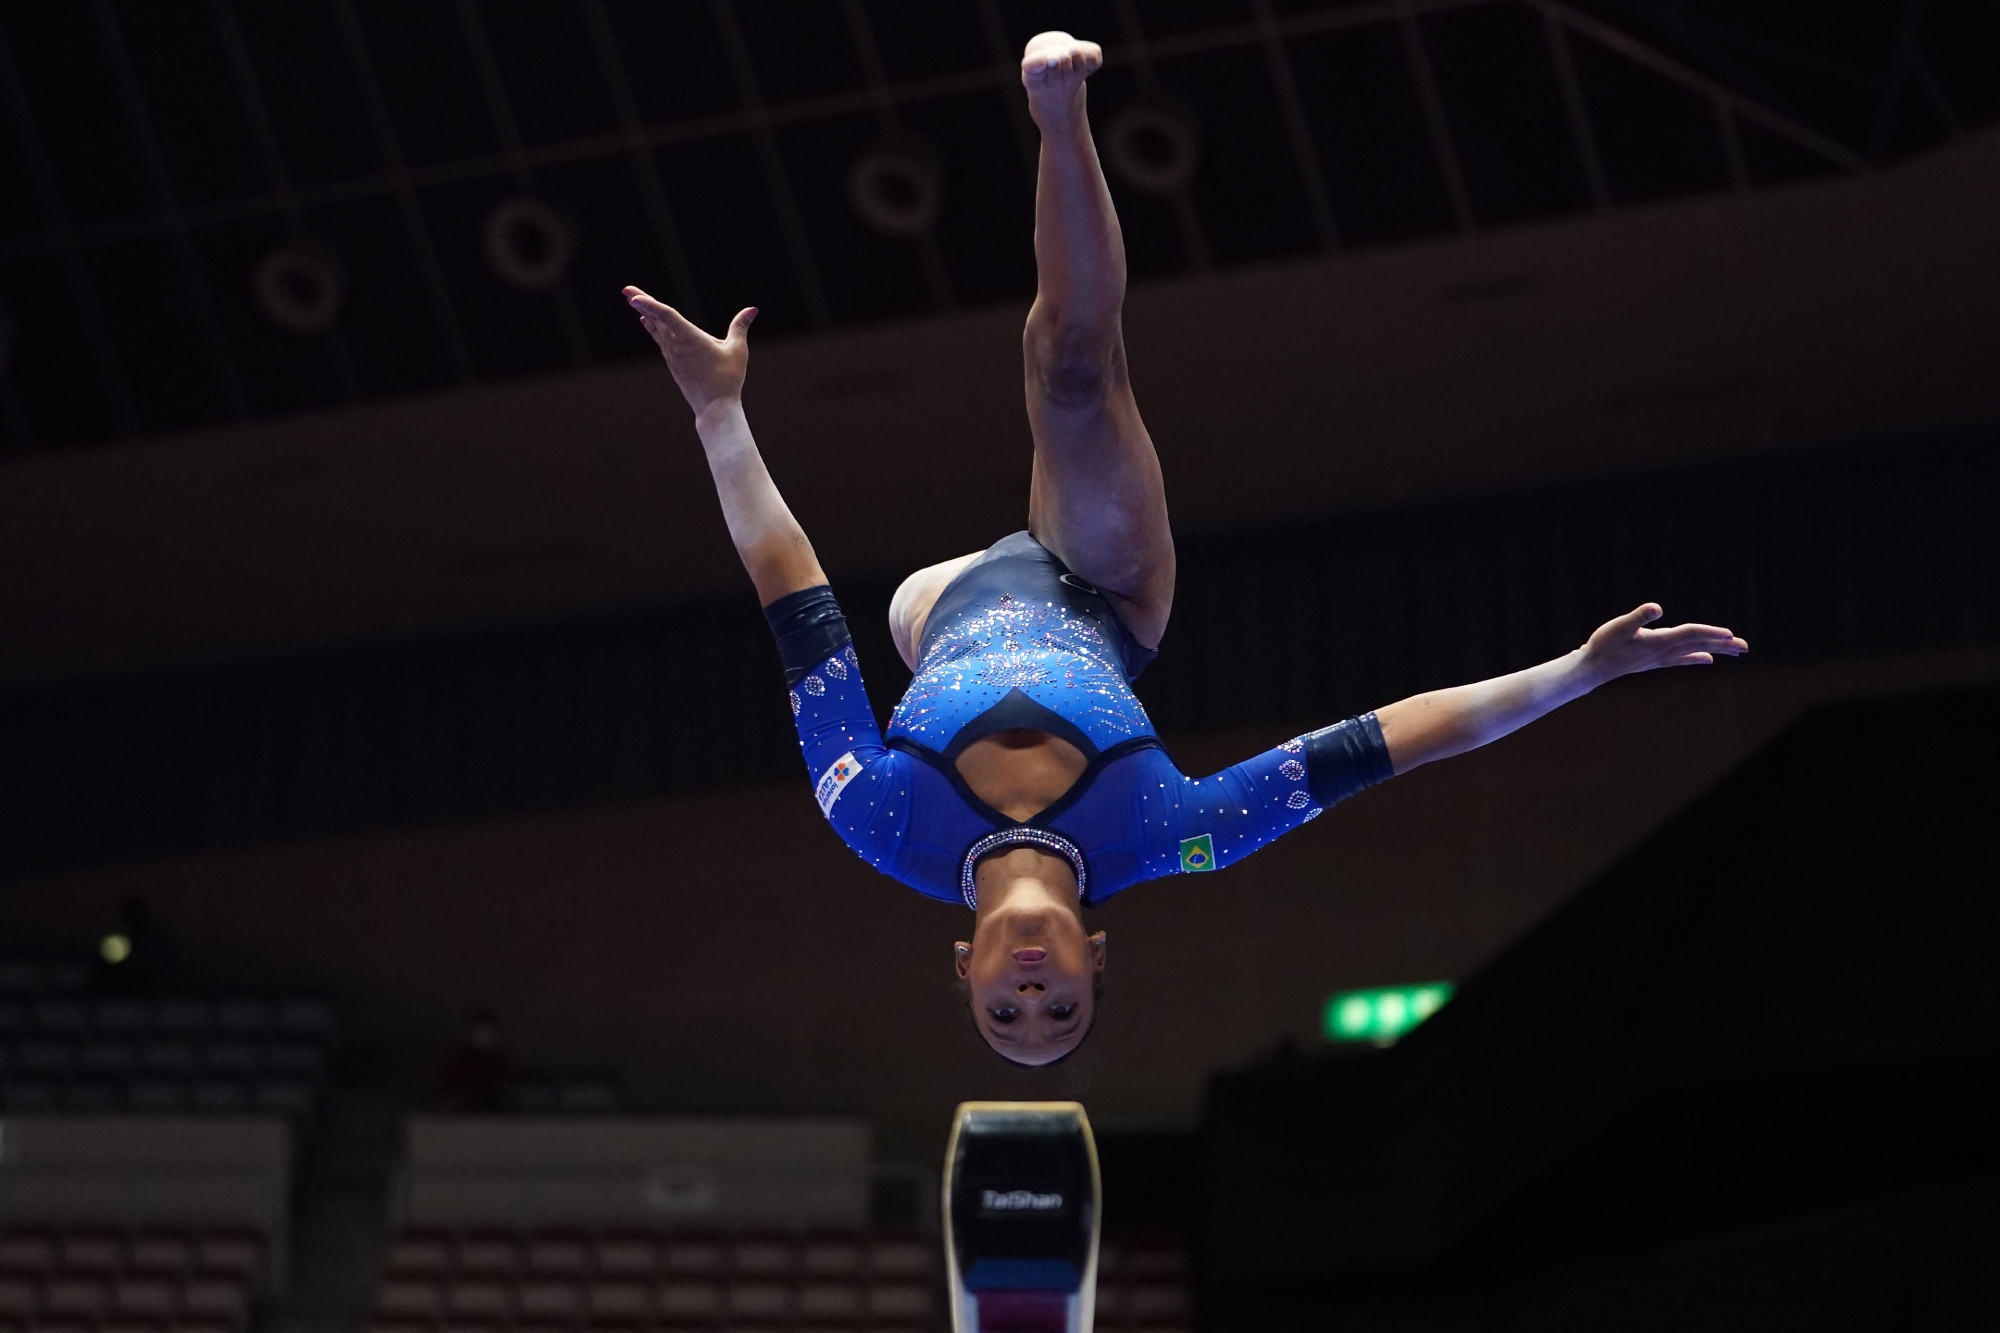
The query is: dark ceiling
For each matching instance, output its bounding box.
[0,0,1991,454]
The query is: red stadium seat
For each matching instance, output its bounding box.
[654,1280,722,1321]
[863,1238,930,1278]
[194,1233,262,1282]
[524,1235,589,1278]
[59,1233,125,1275]
[591,1235,658,1278]
[375,1279,444,1320]
[514,1280,583,1322]
[729,1237,795,1276]
[796,1280,862,1322]
[112,1277,179,1319]
[129,1236,195,1277]
[444,1280,510,1320]
[660,1239,724,1278]
[181,1276,250,1327]
[0,1235,53,1276]
[454,1234,521,1277]
[865,1283,931,1322]
[585,1280,651,1323]
[387,1233,451,1277]
[43,1277,110,1319]
[725,1280,789,1319]
[800,1237,862,1277]
[0,1278,35,1319]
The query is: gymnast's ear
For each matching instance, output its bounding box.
[1089,931,1107,971]
[953,942,973,979]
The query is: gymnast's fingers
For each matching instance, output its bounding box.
[1608,602,1664,637]
[1648,623,1747,654]
[623,287,705,341]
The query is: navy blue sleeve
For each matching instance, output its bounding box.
[1142,714,1394,879]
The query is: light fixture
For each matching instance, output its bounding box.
[253,239,343,335]
[1104,100,1200,196]
[483,197,576,291]
[847,140,943,239]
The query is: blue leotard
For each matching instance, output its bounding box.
[767,533,1393,908]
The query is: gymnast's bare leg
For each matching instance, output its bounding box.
[890,32,1173,669]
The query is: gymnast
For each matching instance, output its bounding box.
[624,32,1747,1066]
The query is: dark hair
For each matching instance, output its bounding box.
[956,969,1104,1068]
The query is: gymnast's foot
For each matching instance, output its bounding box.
[1021,31,1102,126]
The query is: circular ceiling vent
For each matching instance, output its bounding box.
[253,240,344,336]
[1105,100,1201,196]
[846,142,944,239]
[483,197,576,291]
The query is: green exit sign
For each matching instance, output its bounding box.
[1323,982,1454,1043]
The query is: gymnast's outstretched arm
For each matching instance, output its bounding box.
[1375,603,1749,774]
[1135,604,1750,886]
[623,288,825,607]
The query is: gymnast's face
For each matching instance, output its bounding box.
[955,907,1107,1066]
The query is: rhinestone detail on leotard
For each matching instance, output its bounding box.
[960,827,1089,910]
[890,593,1151,753]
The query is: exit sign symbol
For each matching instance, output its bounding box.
[1323,982,1454,1043]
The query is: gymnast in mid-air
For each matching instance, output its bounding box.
[625,32,1746,1066]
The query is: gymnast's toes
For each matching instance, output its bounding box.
[1021,31,1103,90]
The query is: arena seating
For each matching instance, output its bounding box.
[368,1229,937,1333]
[0,1227,265,1333]
[0,986,336,1120]
[1090,1236,1191,1333]
[365,1228,1190,1333]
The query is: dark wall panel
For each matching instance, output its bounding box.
[2,429,1995,880]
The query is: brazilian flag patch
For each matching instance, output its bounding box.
[1179,834,1215,873]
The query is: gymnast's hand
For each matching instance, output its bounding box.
[1579,603,1748,684]
[624,286,755,420]
[1377,605,1748,774]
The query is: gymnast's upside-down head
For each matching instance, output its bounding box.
[955,848,1106,1066]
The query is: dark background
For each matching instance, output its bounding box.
[1,3,1998,1327]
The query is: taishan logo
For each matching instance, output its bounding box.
[982,1189,1064,1211]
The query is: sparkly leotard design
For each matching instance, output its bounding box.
[775,533,1393,907]
[890,589,1148,753]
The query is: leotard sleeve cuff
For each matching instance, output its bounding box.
[764,585,853,685]
[1304,712,1395,806]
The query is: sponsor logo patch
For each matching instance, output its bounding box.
[1179,833,1215,873]
[815,751,864,815]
